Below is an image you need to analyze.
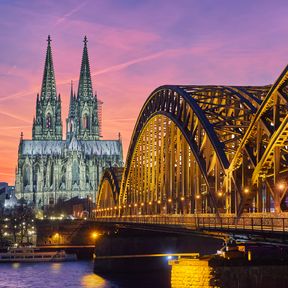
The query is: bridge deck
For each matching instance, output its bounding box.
[93,214,288,237]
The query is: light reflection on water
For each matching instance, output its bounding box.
[81,274,107,287]
[2,259,288,288]
[0,261,112,288]
[51,262,62,273]
[170,258,288,288]
[170,259,216,288]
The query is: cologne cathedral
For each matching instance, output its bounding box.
[15,36,123,207]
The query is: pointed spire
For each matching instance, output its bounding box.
[71,80,73,96]
[69,81,76,118]
[41,35,57,100]
[77,36,93,100]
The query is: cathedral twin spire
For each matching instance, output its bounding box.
[77,36,93,100]
[33,35,100,141]
[41,35,57,100]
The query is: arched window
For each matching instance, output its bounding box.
[23,165,31,187]
[82,114,89,129]
[46,113,52,129]
[60,166,66,189]
[72,161,80,185]
[33,165,40,190]
[50,163,54,187]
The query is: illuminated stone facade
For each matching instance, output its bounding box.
[15,36,123,207]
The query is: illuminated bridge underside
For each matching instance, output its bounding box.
[97,66,288,218]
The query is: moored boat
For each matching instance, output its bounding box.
[0,247,77,263]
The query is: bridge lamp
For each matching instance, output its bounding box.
[217,191,223,197]
[278,182,285,190]
[91,232,99,239]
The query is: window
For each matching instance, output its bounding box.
[23,165,31,187]
[82,114,89,129]
[72,161,80,185]
[46,113,52,129]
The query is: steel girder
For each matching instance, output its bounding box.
[230,66,288,214]
[96,70,288,217]
[118,85,269,214]
[96,167,123,216]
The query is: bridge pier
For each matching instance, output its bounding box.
[94,226,222,273]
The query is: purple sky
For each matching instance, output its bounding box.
[1,0,288,184]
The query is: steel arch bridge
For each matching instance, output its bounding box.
[96,66,288,219]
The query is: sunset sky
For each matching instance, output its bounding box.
[1,0,288,184]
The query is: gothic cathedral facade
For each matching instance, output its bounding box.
[15,36,123,207]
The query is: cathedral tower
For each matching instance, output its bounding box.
[32,35,62,140]
[66,36,100,140]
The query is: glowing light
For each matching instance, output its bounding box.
[91,232,99,239]
[278,182,285,190]
[181,196,185,201]
[141,203,144,206]
[134,203,138,207]
[196,194,200,199]
[217,191,223,197]
[248,250,252,261]
[244,188,249,194]
[149,202,152,205]
[168,198,172,203]
[157,200,161,204]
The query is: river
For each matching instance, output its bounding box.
[1,259,288,288]
[0,261,169,288]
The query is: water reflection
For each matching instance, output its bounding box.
[81,274,108,288]
[170,258,288,288]
[12,262,20,269]
[170,259,216,288]
[51,263,62,273]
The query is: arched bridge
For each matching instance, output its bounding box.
[94,66,288,237]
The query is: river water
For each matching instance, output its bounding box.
[0,261,169,288]
[1,260,288,288]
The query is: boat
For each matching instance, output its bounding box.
[0,247,77,263]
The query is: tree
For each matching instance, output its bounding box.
[7,203,35,245]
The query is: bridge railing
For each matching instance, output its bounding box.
[94,214,288,234]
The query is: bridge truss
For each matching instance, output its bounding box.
[96,66,288,218]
